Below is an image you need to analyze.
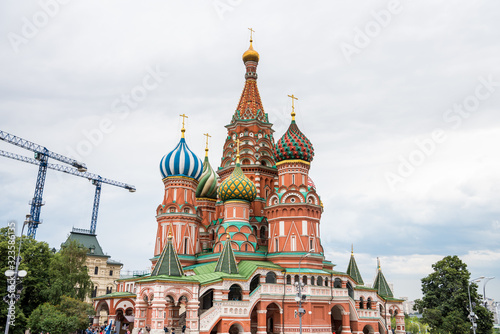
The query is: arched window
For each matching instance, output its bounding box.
[294,275,300,284]
[94,266,99,275]
[310,276,315,285]
[286,275,291,285]
[260,227,267,240]
[228,284,242,301]
[302,275,308,285]
[265,272,277,284]
[317,276,323,286]
[250,275,261,294]
[334,278,342,288]
[325,277,329,287]
[360,297,365,309]
[367,297,372,309]
[347,282,354,299]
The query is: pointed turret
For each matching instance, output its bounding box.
[196,134,218,199]
[372,258,393,297]
[151,231,184,277]
[215,236,239,274]
[346,245,364,285]
[232,30,267,123]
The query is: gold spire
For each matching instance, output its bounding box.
[179,114,188,138]
[235,138,240,164]
[351,244,354,255]
[288,94,298,121]
[226,234,230,240]
[377,257,381,271]
[168,222,174,239]
[203,133,211,157]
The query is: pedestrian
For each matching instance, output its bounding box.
[181,325,186,334]
[163,327,168,334]
[138,329,143,334]
[171,327,175,334]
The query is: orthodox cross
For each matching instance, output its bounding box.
[248,27,255,41]
[287,94,298,120]
[179,114,188,138]
[203,133,211,156]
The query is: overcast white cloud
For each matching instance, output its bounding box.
[1,0,499,302]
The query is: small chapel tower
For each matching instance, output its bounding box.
[155,114,203,267]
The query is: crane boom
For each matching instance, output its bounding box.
[0,130,87,171]
[0,149,135,235]
[0,149,135,191]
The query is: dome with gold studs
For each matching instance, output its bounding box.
[218,163,257,202]
[242,40,260,63]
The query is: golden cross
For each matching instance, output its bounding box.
[287,94,298,120]
[248,27,255,41]
[179,114,188,138]
[203,133,211,156]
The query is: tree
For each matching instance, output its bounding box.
[414,255,493,334]
[28,296,94,334]
[0,226,93,334]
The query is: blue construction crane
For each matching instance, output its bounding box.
[0,131,135,236]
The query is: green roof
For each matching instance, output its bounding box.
[151,237,184,277]
[215,238,239,274]
[93,291,136,300]
[373,268,393,298]
[64,231,108,257]
[346,253,364,285]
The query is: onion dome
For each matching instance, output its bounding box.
[242,40,260,63]
[218,163,257,202]
[160,117,203,180]
[196,155,218,199]
[274,119,314,163]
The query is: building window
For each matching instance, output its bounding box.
[302,275,308,286]
[367,297,372,309]
[265,272,277,284]
[311,276,315,285]
[228,284,242,301]
[109,270,113,276]
[279,221,284,235]
[91,286,97,298]
[325,278,329,287]
[292,175,295,184]
[184,237,189,254]
[286,275,291,284]
[94,266,98,275]
[309,238,314,251]
[184,208,190,213]
[317,276,323,286]
[291,236,296,251]
[274,238,279,252]
[334,278,342,288]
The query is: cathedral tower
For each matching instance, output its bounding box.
[154,115,203,267]
[265,99,323,268]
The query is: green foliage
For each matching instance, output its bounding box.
[28,297,93,334]
[0,226,93,334]
[415,255,494,334]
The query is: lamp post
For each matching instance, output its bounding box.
[295,249,313,334]
[482,277,495,310]
[468,276,485,334]
[4,215,30,334]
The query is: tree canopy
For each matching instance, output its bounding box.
[414,255,493,334]
[0,226,93,334]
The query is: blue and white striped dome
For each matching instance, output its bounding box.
[160,138,203,180]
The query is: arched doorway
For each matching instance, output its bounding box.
[363,325,375,334]
[250,275,261,294]
[199,289,214,315]
[229,323,244,334]
[96,301,109,326]
[331,305,343,334]
[228,284,243,301]
[250,306,258,334]
[266,303,281,334]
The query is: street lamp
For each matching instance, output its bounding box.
[4,215,30,334]
[468,276,485,334]
[295,249,314,334]
[482,277,495,310]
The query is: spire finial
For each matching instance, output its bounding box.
[351,244,354,255]
[377,257,381,271]
[248,27,255,42]
[179,114,188,138]
[235,137,240,164]
[168,222,174,239]
[203,133,211,157]
[226,234,230,240]
[287,94,298,121]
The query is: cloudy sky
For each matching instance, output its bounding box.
[1,1,499,303]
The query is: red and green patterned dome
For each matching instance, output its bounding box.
[274,120,314,163]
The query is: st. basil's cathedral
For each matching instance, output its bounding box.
[92,36,405,334]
